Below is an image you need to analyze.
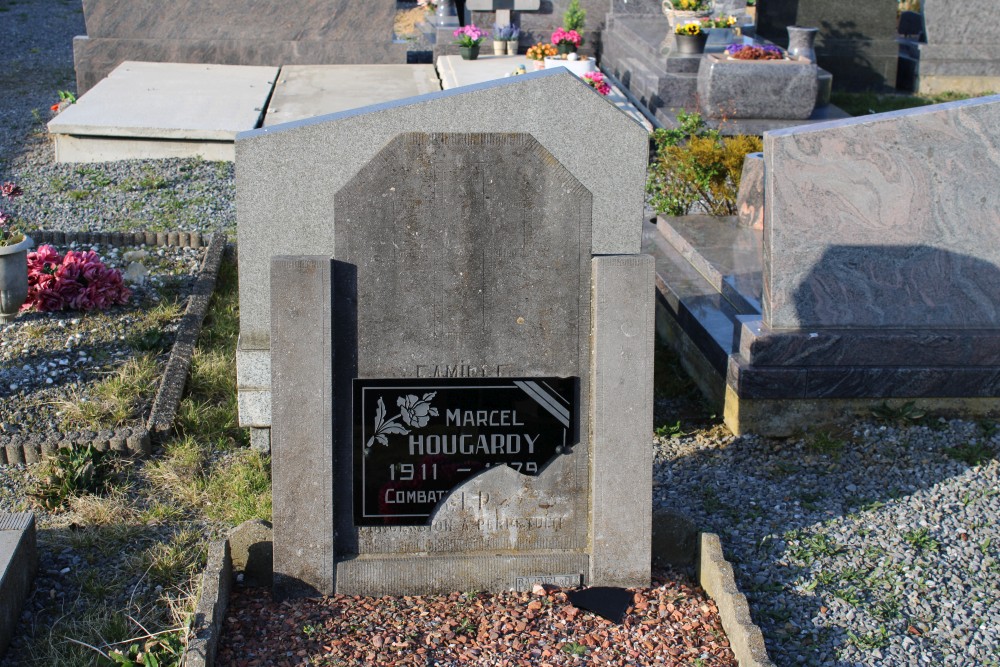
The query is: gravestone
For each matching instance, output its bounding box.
[918,0,1000,94]
[73,0,410,93]
[727,95,1000,431]
[756,0,898,90]
[236,70,653,597]
[469,0,607,56]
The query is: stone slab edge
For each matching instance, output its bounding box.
[0,230,225,462]
[183,539,232,667]
[0,513,37,661]
[698,532,774,667]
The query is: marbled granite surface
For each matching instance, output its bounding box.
[728,357,1000,399]
[82,0,396,41]
[697,55,818,120]
[764,95,1000,330]
[611,0,661,15]
[75,0,409,92]
[922,0,992,44]
[755,0,898,90]
[736,152,764,230]
[739,320,1000,367]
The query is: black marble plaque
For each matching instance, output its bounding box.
[354,377,577,526]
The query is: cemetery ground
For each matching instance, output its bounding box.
[1,1,999,666]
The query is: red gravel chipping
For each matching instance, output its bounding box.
[216,567,736,666]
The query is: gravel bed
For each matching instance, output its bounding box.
[0,241,207,438]
[655,420,1000,666]
[218,570,737,666]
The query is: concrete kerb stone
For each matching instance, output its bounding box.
[183,539,232,667]
[698,533,774,667]
[146,232,227,440]
[0,230,227,461]
[652,512,774,667]
[0,513,37,661]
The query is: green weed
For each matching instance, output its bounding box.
[847,626,890,650]
[29,445,114,511]
[945,442,994,467]
[903,527,940,553]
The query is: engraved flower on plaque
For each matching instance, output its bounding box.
[364,392,440,455]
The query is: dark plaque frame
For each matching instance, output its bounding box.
[353,377,578,526]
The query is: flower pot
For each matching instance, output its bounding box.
[459,44,480,60]
[674,32,708,55]
[506,40,518,55]
[557,42,578,55]
[531,59,545,70]
[543,56,597,76]
[493,40,506,55]
[787,25,818,63]
[0,236,33,323]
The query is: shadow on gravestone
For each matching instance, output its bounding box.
[791,246,1000,329]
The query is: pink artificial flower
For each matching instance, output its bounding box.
[551,28,582,47]
[583,71,611,95]
[0,182,22,200]
[22,245,130,313]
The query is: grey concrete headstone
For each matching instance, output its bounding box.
[244,71,653,597]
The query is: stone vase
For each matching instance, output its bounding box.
[435,0,458,27]
[674,32,709,55]
[506,40,518,55]
[787,25,818,63]
[459,44,480,60]
[0,236,33,323]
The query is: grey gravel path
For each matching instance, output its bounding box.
[4,2,1000,667]
[656,420,1000,666]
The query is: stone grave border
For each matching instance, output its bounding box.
[0,231,227,464]
[180,518,774,667]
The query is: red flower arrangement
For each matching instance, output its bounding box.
[23,245,131,313]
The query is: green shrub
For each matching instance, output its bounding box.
[646,112,762,217]
[563,0,585,31]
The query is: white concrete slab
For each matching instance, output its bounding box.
[437,55,654,131]
[263,65,441,127]
[50,61,277,140]
[47,61,277,162]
